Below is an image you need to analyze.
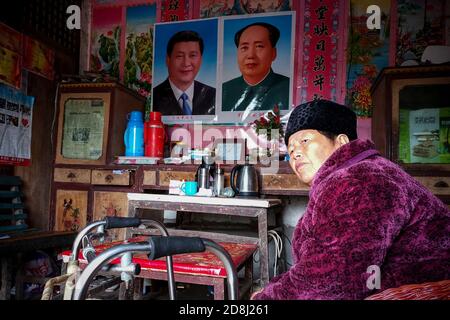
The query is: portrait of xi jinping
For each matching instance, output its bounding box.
[152,19,218,116]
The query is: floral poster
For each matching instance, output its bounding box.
[346,0,392,118]
[396,0,446,66]
[90,6,122,79]
[0,46,21,89]
[199,0,292,18]
[124,4,156,106]
[23,36,55,80]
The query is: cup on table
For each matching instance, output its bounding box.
[180,181,198,196]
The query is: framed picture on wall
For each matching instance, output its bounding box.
[152,18,218,123]
[218,11,295,123]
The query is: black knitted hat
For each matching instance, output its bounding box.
[284,99,357,146]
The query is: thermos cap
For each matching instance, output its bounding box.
[150,111,162,122]
[129,110,143,121]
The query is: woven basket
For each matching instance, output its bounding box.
[366,279,450,300]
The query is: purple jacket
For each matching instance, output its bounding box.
[254,139,450,300]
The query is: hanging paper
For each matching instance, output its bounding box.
[90,6,122,79]
[0,84,34,166]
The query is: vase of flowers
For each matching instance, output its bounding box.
[251,105,284,158]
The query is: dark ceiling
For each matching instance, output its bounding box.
[1,0,82,57]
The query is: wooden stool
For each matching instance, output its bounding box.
[61,236,257,300]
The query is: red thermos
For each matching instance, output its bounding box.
[144,111,165,158]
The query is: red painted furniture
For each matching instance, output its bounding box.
[60,236,257,300]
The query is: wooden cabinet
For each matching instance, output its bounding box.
[50,82,145,231]
[55,82,145,165]
[371,65,450,201]
[140,163,309,195]
[51,167,138,232]
[261,173,309,194]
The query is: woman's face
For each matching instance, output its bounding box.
[288,129,341,185]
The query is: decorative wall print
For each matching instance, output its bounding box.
[200,0,292,18]
[0,24,23,89]
[93,192,129,242]
[0,84,34,166]
[90,6,122,79]
[161,0,190,22]
[152,18,218,123]
[55,190,88,232]
[124,4,157,102]
[396,0,446,66]
[0,47,21,89]
[299,0,344,104]
[0,23,22,53]
[346,0,392,118]
[22,36,55,81]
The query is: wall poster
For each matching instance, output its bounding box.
[124,3,157,115]
[0,84,34,166]
[151,11,295,124]
[152,18,218,123]
[199,0,293,18]
[298,0,345,104]
[90,6,123,79]
[396,0,446,66]
[346,0,393,118]
[23,36,55,81]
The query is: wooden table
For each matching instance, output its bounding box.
[126,193,282,287]
[0,231,76,300]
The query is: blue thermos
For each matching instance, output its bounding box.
[124,111,144,156]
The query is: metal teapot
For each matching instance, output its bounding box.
[230,163,259,198]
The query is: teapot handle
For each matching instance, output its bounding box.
[230,165,241,194]
[195,165,201,183]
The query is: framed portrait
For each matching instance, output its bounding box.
[217,12,295,123]
[213,138,246,164]
[152,18,218,123]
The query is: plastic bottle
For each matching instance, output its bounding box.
[124,111,144,156]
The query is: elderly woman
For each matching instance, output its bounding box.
[252,99,450,300]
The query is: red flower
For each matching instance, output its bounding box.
[273,104,279,114]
